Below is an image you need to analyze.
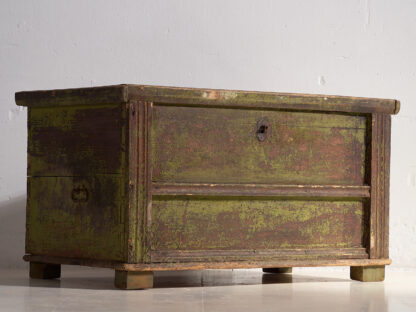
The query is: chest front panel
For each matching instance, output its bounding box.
[151,106,367,185]
[148,104,370,262]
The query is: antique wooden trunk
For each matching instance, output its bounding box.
[15,85,399,289]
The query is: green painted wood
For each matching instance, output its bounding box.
[16,85,400,115]
[26,176,126,261]
[28,104,126,177]
[151,106,367,185]
[16,85,127,107]
[128,85,400,115]
[16,84,396,283]
[151,198,365,252]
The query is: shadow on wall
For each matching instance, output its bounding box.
[0,195,27,269]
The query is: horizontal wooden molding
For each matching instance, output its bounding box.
[152,183,371,198]
[150,248,368,263]
[23,254,391,272]
[16,84,400,115]
[129,85,399,115]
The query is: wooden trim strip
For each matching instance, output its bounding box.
[136,101,150,263]
[128,85,399,115]
[369,114,391,258]
[152,183,371,198]
[150,248,368,263]
[23,255,392,272]
[15,84,399,115]
[15,85,128,107]
[145,102,153,262]
[126,101,139,263]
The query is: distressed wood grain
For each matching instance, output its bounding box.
[151,248,368,263]
[16,84,397,288]
[26,176,126,261]
[151,106,367,185]
[16,85,128,107]
[28,104,126,176]
[16,84,400,115]
[23,254,392,271]
[151,198,365,252]
[153,183,370,197]
[369,113,391,259]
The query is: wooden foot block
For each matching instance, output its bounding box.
[350,265,385,282]
[30,262,61,279]
[263,268,292,274]
[114,270,154,290]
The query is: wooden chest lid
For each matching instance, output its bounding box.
[15,84,400,115]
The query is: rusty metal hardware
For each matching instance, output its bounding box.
[256,117,269,142]
[71,186,89,203]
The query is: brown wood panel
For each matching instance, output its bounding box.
[26,176,125,261]
[151,106,367,185]
[150,198,365,252]
[28,104,126,176]
[369,113,391,258]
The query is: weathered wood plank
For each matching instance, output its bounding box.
[28,104,125,176]
[126,101,139,263]
[151,106,367,185]
[23,254,392,271]
[15,84,400,115]
[150,248,368,263]
[151,198,365,251]
[16,85,128,107]
[152,183,370,198]
[26,176,126,261]
[369,114,391,259]
[132,101,151,263]
[128,85,399,115]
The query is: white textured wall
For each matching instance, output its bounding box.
[1,0,415,269]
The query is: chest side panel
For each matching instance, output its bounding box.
[28,105,125,176]
[151,106,366,185]
[26,176,125,261]
[26,105,128,262]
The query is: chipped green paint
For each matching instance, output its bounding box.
[27,176,126,261]
[151,106,367,185]
[28,104,126,177]
[18,84,397,274]
[151,197,365,251]
[16,84,399,115]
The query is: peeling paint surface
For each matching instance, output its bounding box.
[151,105,367,185]
[151,198,365,251]
[1,0,415,269]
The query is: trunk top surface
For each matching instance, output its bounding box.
[15,84,400,115]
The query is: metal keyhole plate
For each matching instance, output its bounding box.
[256,117,269,142]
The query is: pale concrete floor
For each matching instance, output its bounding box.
[0,267,415,312]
